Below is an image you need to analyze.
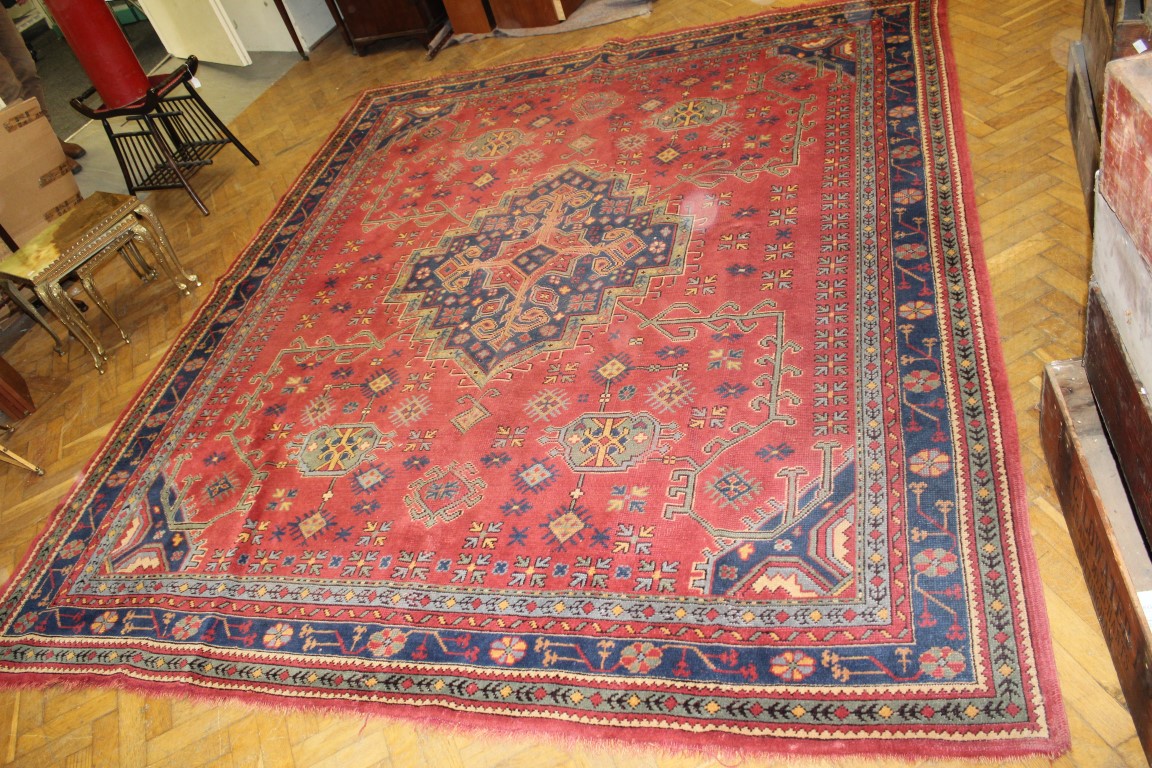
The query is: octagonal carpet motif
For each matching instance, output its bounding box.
[0,0,1068,757]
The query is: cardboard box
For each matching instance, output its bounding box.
[0,98,82,253]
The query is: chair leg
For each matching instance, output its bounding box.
[141,114,212,216]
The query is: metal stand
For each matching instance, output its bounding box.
[0,432,43,475]
[71,57,260,216]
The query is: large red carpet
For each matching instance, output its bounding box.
[0,0,1068,757]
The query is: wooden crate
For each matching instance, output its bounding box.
[1080,0,1149,120]
[1067,41,1100,217]
[1040,360,1152,761]
[1084,287,1152,541]
[1099,52,1152,271]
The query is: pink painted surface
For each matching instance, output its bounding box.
[1100,52,1152,269]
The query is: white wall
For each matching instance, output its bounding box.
[218,0,333,53]
[283,0,334,50]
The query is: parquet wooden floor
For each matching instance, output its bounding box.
[0,0,1140,764]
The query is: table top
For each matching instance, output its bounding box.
[0,192,140,284]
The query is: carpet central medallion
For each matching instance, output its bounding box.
[388,165,692,384]
[0,0,1066,758]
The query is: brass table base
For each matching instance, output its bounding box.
[0,192,198,373]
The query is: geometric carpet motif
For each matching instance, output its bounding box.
[0,0,1068,757]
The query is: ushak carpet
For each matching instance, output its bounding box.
[0,0,1068,757]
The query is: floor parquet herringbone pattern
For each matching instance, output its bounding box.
[0,0,1141,763]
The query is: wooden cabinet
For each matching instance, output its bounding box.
[442,0,494,33]
[323,0,448,54]
[440,0,588,35]
[0,354,34,420]
[487,0,584,29]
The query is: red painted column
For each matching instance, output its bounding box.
[43,0,150,109]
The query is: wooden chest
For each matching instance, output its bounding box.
[1040,360,1152,761]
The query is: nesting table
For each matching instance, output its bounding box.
[0,192,199,373]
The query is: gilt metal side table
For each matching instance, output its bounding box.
[0,192,199,372]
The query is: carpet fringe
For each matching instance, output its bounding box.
[0,668,1069,763]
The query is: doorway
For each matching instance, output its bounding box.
[14,3,168,138]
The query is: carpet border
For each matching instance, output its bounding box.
[925,0,1069,754]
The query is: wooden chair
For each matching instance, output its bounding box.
[71,57,260,216]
